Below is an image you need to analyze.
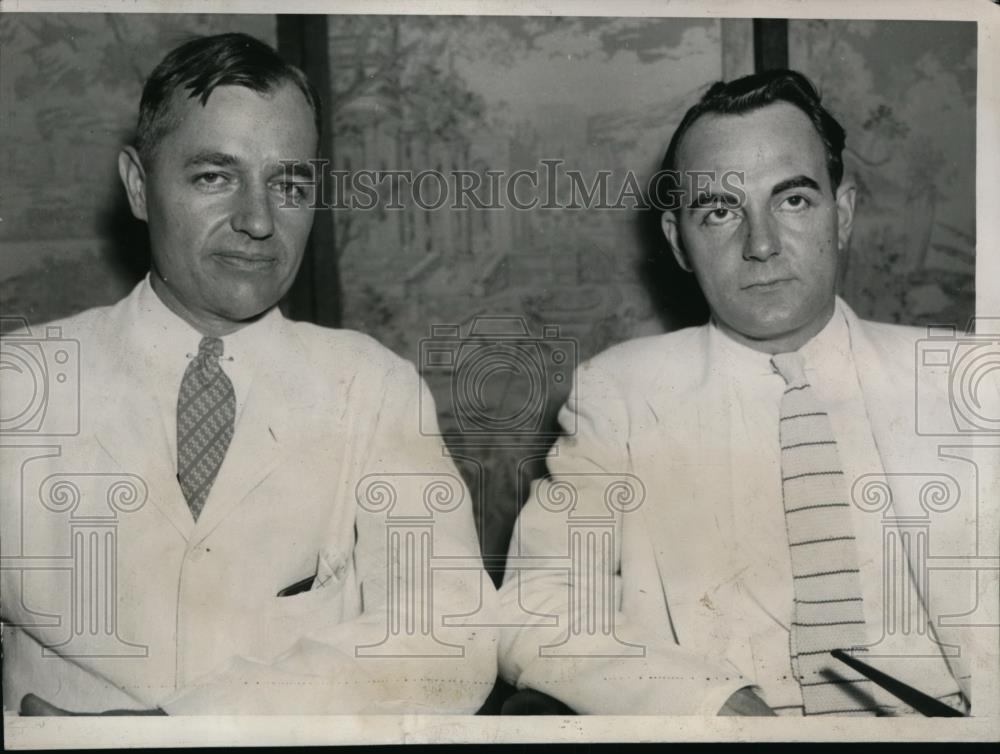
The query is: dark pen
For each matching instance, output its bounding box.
[277,574,315,597]
[830,649,965,717]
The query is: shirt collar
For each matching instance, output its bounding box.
[127,273,283,420]
[130,273,281,359]
[800,298,854,401]
[709,317,776,378]
[131,273,203,361]
[800,298,851,368]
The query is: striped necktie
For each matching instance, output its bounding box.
[772,351,880,716]
[177,336,235,521]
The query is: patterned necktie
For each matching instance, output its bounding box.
[177,336,235,521]
[772,351,879,716]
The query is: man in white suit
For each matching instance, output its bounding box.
[499,70,992,716]
[1,33,496,715]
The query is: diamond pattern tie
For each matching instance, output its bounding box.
[772,351,879,716]
[177,336,235,521]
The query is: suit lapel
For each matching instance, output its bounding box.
[188,317,306,547]
[843,307,924,514]
[89,298,315,548]
[89,313,195,542]
[845,305,972,698]
[844,308,949,527]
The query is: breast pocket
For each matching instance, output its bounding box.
[261,547,361,658]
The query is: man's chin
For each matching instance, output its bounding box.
[217,280,294,320]
[216,295,284,325]
[731,310,834,350]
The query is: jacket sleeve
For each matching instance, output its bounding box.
[498,358,750,715]
[161,359,498,715]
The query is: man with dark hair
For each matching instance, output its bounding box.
[1,32,496,715]
[660,70,847,191]
[498,70,981,716]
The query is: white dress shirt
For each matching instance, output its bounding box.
[713,304,963,715]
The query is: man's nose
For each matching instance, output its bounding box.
[230,184,275,239]
[743,212,780,261]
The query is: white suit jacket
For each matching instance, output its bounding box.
[1,282,498,714]
[499,299,996,715]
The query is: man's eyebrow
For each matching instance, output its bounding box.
[771,175,822,196]
[688,189,740,210]
[274,161,315,180]
[183,151,240,169]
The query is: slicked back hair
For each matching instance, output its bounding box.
[661,69,846,193]
[135,32,321,167]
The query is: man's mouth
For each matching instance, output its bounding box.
[742,277,794,290]
[212,251,278,271]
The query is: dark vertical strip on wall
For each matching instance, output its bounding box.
[277,15,342,327]
[752,19,789,72]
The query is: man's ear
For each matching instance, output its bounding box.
[834,177,857,252]
[118,146,148,222]
[660,210,691,272]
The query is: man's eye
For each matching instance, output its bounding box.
[702,207,735,226]
[273,182,309,202]
[194,172,228,188]
[780,194,811,210]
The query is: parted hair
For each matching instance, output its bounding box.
[660,69,847,192]
[134,32,321,165]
